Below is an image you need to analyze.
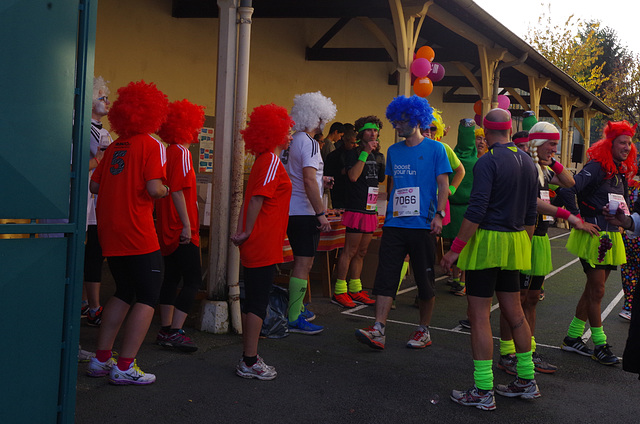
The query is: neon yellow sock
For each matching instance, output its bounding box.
[396,261,410,294]
[531,336,537,353]
[288,277,307,322]
[473,359,494,391]
[500,338,516,356]
[591,326,607,346]
[515,351,535,380]
[334,279,347,295]
[348,278,362,293]
[567,316,586,339]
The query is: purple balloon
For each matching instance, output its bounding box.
[410,58,432,78]
[474,114,482,127]
[497,94,510,110]
[428,62,445,82]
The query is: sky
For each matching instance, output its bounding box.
[473,0,640,56]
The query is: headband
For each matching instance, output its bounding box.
[359,122,380,132]
[529,132,560,141]
[513,136,529,144]
[483,117,512,130]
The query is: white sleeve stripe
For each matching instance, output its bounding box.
[150,135,166,165]
[263,153,279,186]
[178,144,191,177]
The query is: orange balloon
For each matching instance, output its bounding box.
[413,77,433,97]
[473,100,483,116]
[416,45,435,62]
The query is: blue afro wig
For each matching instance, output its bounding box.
[385,95,433,129]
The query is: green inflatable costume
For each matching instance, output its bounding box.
[442,118,478,239]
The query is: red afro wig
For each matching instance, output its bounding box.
[108,80,169,138]
[157,99,205,145]
[241,104,294,156]
[587,120,637,180]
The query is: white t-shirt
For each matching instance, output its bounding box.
[281,131,323,216]
[87,120,113,225]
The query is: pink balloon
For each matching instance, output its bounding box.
[410,58,432,78]
[497,94,510,110]
[474,114,482,127]
[428,62,445,82]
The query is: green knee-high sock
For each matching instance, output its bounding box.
[288,277,308,322]
[500,338,516,356]
[531,336,537,353]
[334,278,348,295]
[567,316,586,339]
[591,326,607,346]
[396,261,410,294]
[348,278,363,293]
[515,351,535,380]
[473,359,494,391]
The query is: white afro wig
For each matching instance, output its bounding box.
[93,76,110,101]
[528,121,559,186]
[290,91,337,132]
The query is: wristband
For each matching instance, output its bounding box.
[315,211,325,217]
[555,207,571,220]
[449,185,456,195]
[358,151,369,163]
[450,237,467,254]
[164,185,170,197]
[550,159,564,174]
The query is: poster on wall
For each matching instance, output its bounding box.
[199,126,214,172]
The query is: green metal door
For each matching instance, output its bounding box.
[0,1,97,422]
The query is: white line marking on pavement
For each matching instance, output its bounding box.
[582,289,625,341]
[545,257,579,278]
[549,231,571,241]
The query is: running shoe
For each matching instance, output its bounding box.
[406,328,432,348]
[109,360,156,385]
[157,328,198,352]
[236,356,277,380]
[349,290,376,305]
[532,352,557,374]
[497,354,517,376]
[331,293,356,308]
[355,325,385,350]
[591,343,620,365]
[86,306,103,327]
[538,289,545,301]
[459,319,471,329]
[450,386,496,411]
[495,378,541,399]
[450,282,466,296]
[86,356,116,377]
[81,302,90,317]
[619,309,632,321]
[300,304,316,321]
[561,336,593,356]
[78,348,95,363]
[288,316,324,335]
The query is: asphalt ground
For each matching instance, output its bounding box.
[75,226,638,423]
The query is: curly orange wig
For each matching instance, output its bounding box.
[587,120,637,180]
[241,104,295,156]
[108,80,169,138]
[157,99,205,145]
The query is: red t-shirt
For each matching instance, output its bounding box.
[239,152,292,268]
[91,133,166,256]
[156,144,200,256]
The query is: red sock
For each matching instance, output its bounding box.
[96,350,112,363]
[117,357,134,371]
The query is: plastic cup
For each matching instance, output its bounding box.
[609,200,619,214]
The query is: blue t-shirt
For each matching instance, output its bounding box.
[384,139,452,229]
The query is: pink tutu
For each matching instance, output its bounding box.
[342,211,378,233]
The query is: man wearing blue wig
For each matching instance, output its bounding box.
[355,95,451,350]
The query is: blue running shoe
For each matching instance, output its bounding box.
[288,316,323,335]
[300,304,316,322]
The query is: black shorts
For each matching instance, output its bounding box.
[520,273,544,291]
[242,265,276,320]
[580,258,617,273]
[107,250,163,307]
[466,268,520,298]
[372,227,436,300]
[84,225,105,282]
[287,215,320,257]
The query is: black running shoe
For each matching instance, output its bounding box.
[560,336,593,356]
[592,343,620,365]
[459,319,471,329]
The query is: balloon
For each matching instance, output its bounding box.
[410,58,432,78]
[428,62,445,82]
[416,45,435,62]
[413,77,433,97]
[474,114,482,127]
[473,100,483,116]
[497,94,510,110]
[411,73,417,85]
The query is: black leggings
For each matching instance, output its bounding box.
[107,250,163,307]
[242,265,276,320]
[158,243,203,313]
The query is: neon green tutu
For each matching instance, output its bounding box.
[522,234,552,276]
[566,229,626,267]
[458,229,531,271]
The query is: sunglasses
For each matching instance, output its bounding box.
[97,96,109,102]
